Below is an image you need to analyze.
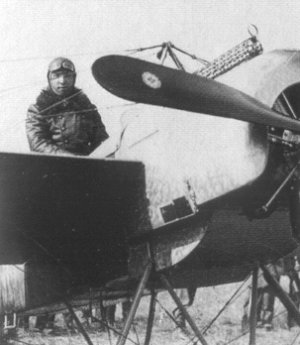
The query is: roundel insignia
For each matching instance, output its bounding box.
[142,71,162,89]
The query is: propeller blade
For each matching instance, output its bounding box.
[92,55,300,132]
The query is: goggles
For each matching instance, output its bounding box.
[48,58,76,73]
[48,70,75,80]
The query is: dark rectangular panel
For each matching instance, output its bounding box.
[0,152,148,287]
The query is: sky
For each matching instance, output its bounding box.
[1,0,300,152]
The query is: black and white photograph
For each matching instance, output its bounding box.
[1,1,300,344]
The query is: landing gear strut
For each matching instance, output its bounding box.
[115,264,209,345]
[249,266,258,345]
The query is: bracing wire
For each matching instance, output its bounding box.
[183,261,298,345]
[0,60,138,148]
[0,103,137,149]
[9,258,300,345]
[223,309,288,345]
[202,274,251,335]
[155,297,197,344]
[132,322,141,345]
[0,89,84,148]
[183,275,251,345]
[0,40,206,148]
[290,328,300,345]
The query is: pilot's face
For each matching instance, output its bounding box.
[48,70,76,96]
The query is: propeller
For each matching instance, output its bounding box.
[92,55,300,132]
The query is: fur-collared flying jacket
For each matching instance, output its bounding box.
[26,87,108,156]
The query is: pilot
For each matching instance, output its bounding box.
[26,57,108,155]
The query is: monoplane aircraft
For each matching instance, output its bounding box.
[1,29,300,345]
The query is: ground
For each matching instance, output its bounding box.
[5,277,300,345]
